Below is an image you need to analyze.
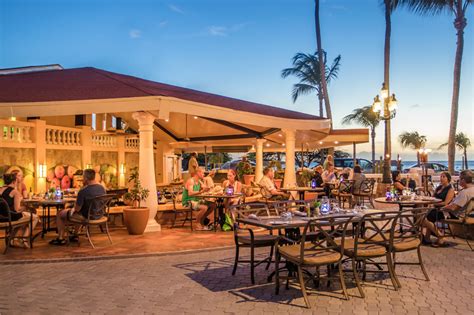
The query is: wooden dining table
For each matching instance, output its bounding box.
[374,196,442,211]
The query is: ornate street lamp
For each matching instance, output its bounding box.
[372,82,398,184]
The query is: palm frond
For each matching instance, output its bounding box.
[292,84,316,103]
[396,0,454,15]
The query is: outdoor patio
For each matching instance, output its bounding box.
[1,237,473,314]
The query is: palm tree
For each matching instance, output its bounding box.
[439,132,471,169]
[397,0,472,173]
[314,0,332,121]
[281,52,341,117]
[399,131,428,164]
[342,106,381,172]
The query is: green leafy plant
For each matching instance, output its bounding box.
[301,169,314,184]
[123,167,149,208]
[236,160,254,180]
[312,200,321,209]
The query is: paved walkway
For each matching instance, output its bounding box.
[1,241,473,314]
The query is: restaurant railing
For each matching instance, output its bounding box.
[125,136,140,150]
[92,133,117,148]
[46,126,82,146]
[0,120,33,144]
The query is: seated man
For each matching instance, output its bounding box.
[259,167,290,200]
[182,167,216,231]
[50,169,106,245]
[438,170,474,246]
[202,169,216,189]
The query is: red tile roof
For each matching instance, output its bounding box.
[0,67,323,120]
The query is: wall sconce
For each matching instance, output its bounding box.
[85,164,93,169]
[38,164,47,178]
[119,163,126,175]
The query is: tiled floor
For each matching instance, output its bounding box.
[1,240,473,314]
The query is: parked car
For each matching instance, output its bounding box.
[333,158,373,173]
[219,160,256,170]
[403,162,458,175]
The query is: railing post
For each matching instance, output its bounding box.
[81,126,92,169]
[34,120,47,193]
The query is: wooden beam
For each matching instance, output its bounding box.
[199,117,261,137]
[261,128,281,137]
[189,134,256,142]
[153,121,180,141]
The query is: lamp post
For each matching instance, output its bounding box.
[372,82,398,184]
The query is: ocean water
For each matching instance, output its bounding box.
[403,160,474,171]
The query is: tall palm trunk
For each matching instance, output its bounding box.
[318,87,324,117]
[464,148,468,170]
[382,0,392,184]
[371,128,376,173]
[315,0,332,122]
[417,151,420,165]
[448,1,467,174]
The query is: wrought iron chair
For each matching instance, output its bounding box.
[229,203,278,284]
[388,208,430,288]
[0,198,30,254]
[275,215,354,308]
[66,194,115,248]
[170,188,195,230]
[352,178,376,208]
[332,179,354,209]
[442,197,474,251]
[337,211,400,298]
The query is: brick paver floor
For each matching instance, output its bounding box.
[1,240,473,314]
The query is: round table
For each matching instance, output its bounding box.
[374,197,442,211]
[279,187,324,200]
[196,193,242,231]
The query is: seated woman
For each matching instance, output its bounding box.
[392,170,406,194]
[222,169,242,209]
[321,164,336,196]
[0,173,38,248]
[351,165,366,192]
[422,171,455,246]
[182,167,216,231]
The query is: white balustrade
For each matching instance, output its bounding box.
[0,120,33,144]
[125,136,140,150]
[92,134,117,148]
[45,126,82,146]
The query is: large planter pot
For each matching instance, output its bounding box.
[274,179,283,189]
[123,207,150,235]
[243,174,255,186]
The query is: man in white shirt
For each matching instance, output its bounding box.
[259,167,289,200]
[443,170,474,216]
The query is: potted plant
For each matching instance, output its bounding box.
[242,166,255,186]
[123,167,150,235]
[269,161,284,188]
[300,169,315,187]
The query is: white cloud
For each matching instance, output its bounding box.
[159,20,168,27]
[208,26,228,36]
[129,29,142,39]
[207,22,251,37]
[168,4,184,14]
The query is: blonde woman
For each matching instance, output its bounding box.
[222,169,242,209]
[323,155,334,170]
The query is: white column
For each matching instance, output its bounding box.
[132,111,160,232]
[283,129,296,188]
[34,120,47,193]
[255,138,266,183]
[81,126,92,169]
[117,136,126,187]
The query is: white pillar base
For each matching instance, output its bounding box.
[144,219,161,232]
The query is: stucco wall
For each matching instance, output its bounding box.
[92,151,117,168]
[46,149,82,169]
[125,152,139,174]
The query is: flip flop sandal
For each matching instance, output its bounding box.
[49,238,67,246]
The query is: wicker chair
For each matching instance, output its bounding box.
[0,199,30,254]
[229,203,279,284]
[388,208,430,288]
[66,194,115,248]
[337,211,400,298]
[442,197,474,251]
[275,215,354,308]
